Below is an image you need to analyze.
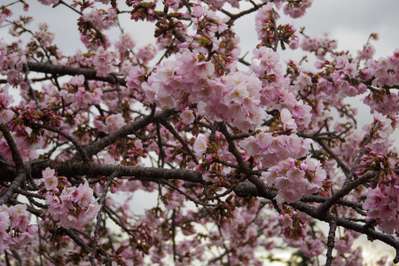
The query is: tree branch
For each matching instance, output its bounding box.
[81,109,176,158]
[48,161,204,184]
[316,171,377,215]
[0,171,25,205]
[26,62,126,86]
[325,221,337,266]
[0,124,24,169]
[235,177,399,263]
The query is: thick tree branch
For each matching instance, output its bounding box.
[234,180,365,214]
[0,124,27,205]
[26,62,126,86]
[0,124,24,169]
[0,171,25,205]
[325,221,337,266]
[48,161,204,184]
[1,158,204,186]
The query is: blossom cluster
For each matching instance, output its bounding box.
[301,34,338,59]
[264,157,326,203]
[0,40,26,86]
[251,47,312,130]
[255,4,298,49]
[240,133,311,168]
[144,51,266,131]
[282,0,313,18]
[42,168,100,230]
[363,181,399,233]
[0,205,37,253]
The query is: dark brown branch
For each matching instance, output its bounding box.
[56,0,83,15]
[0,124,24,169]
[81,109,176,158]
[156,122,165,167]
[235,180,365,214]
[218,123,249,173]
[94,170,119,239]
[159,119,198,163]
[0,171,25,205]
[48,161,204,184]
[325,221,337,266]
[26,62,126,86]
[62,228,91,253]
[0,124,27,205]
[171,210,177,263]
[2,158,204,186]
[58,227,111,265]
[299,132,352,176]
[222,1,271,24]
[37,124,89,161]
[317,171,377,215]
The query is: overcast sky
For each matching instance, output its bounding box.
[10,0,399,58]
[5,1,399,263]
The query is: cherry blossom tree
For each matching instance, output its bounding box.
[0,0,398,265]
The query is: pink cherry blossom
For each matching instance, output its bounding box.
[263,157,326,203]
[47,181,100,230]
[283,0,313,18]
[105,114,125,133]
[42,167,58,191]
[93,48,113,77]
[181,109,195,124]
[193,133,208,158]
